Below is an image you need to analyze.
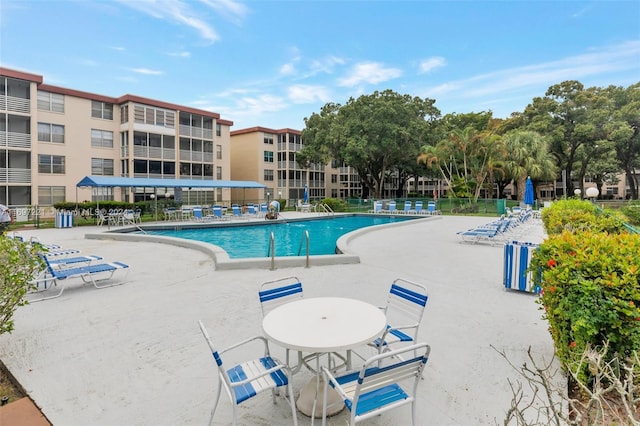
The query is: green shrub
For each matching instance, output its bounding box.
[531,230,640,381]
[621,200,640,226]
[541,199,628,235]
[0,236,45,334]
[320,198,349,212]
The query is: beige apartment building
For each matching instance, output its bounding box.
[230,127,364,207]
[1,67,234,218]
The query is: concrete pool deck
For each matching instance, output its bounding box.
[0,212,557,425]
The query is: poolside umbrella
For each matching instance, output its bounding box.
[303,184,309,204]
[524,176,534,206]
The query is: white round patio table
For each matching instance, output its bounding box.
[262,297,386,419]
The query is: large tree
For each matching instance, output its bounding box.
[520,81,601,196]
[602,83,640,199]
[418,125,506,202]
[502,130,557,201]
[299,90,440,198]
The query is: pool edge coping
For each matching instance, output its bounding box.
[84,213,438,270]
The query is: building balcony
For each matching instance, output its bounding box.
[0,167,32,184]
[179,125,214,140]
[0,95,31,114]
[133,146,176,159]
[0,131,31,149]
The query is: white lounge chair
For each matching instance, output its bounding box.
[29,255,129,302]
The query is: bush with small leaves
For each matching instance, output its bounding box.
[0,236,45,334]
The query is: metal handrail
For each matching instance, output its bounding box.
[297,230,310,268]
[317,203,334,215]
[268,232,276,270]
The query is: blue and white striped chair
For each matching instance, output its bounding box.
[321,342,431,425]
[259,277,306,372]
[370,278,428,356]
[198,320,298,426]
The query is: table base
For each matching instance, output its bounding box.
[296,376,344,418]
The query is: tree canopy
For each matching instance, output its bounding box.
[299,90,440,198]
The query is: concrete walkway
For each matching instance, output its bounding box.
[0,214,557,425]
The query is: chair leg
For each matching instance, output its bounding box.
[411,400,416,426]
[287,382,299,426]
[208,380,222,426]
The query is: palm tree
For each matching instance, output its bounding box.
[503,130,557,201]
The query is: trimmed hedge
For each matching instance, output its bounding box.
[532,199,640,382]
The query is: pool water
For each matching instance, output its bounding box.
[147,215,417,258]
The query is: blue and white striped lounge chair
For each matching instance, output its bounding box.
[369,278,428,356]
[402,200,412,214]
[413,201,424,214]
[426,201,440,215]
[386,201,397,214]
[29,255,129,302]
[47,255,104,269]
[231,205,244,219]
[198,320,298,426]
[369,201,383,213]
[321,342,431,426]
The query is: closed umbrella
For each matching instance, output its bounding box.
[303,184,309,204]
[524,176,534,206]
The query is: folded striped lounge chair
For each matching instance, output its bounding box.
[30,255,129,302]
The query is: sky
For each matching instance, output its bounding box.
[1,0,639,130]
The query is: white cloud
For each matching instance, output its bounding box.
[287,85,331,104]
[306,55,345,76]
[167,51,191,58]
[418,57,446,74]
[116,0,220,42]
[280,63,296,75]
[423,40,640,100]
[198,0,249,25]
[338,62,402,87]
[110,46,126,51]
[129,68,164,75]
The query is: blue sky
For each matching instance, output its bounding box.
[1,0,639,130]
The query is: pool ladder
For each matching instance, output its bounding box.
[267,231,310,270]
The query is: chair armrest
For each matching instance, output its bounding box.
[220,335,270,356]
[321,366,351,400]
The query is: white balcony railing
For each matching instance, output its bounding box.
[0,95,31,114]
[0,168,32,183]
[0,131,31,149]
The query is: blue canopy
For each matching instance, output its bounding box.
[77,176,266,189]
[524,176,534,206]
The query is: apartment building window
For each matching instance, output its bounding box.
[38,154,65,174]
[37,122,64,143]
[216,123,221,137]
[216,166,222,180]
[38,186,65,205]
[91,101,114,120]
[133,104,175,128]
[264,169,274,181]
[331,174,338,183]
[120,104,129,123]
[204,164,213,177]
[91,129,114,148]
[216,144,222,160]
[264,151,274,162]
[37,91,64,112]
[92,187,113,202]
[264,133,274,144]
[91,158,114,175]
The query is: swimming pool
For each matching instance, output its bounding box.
[145,215,418,258]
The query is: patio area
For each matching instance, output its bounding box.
[0,213,556,425]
